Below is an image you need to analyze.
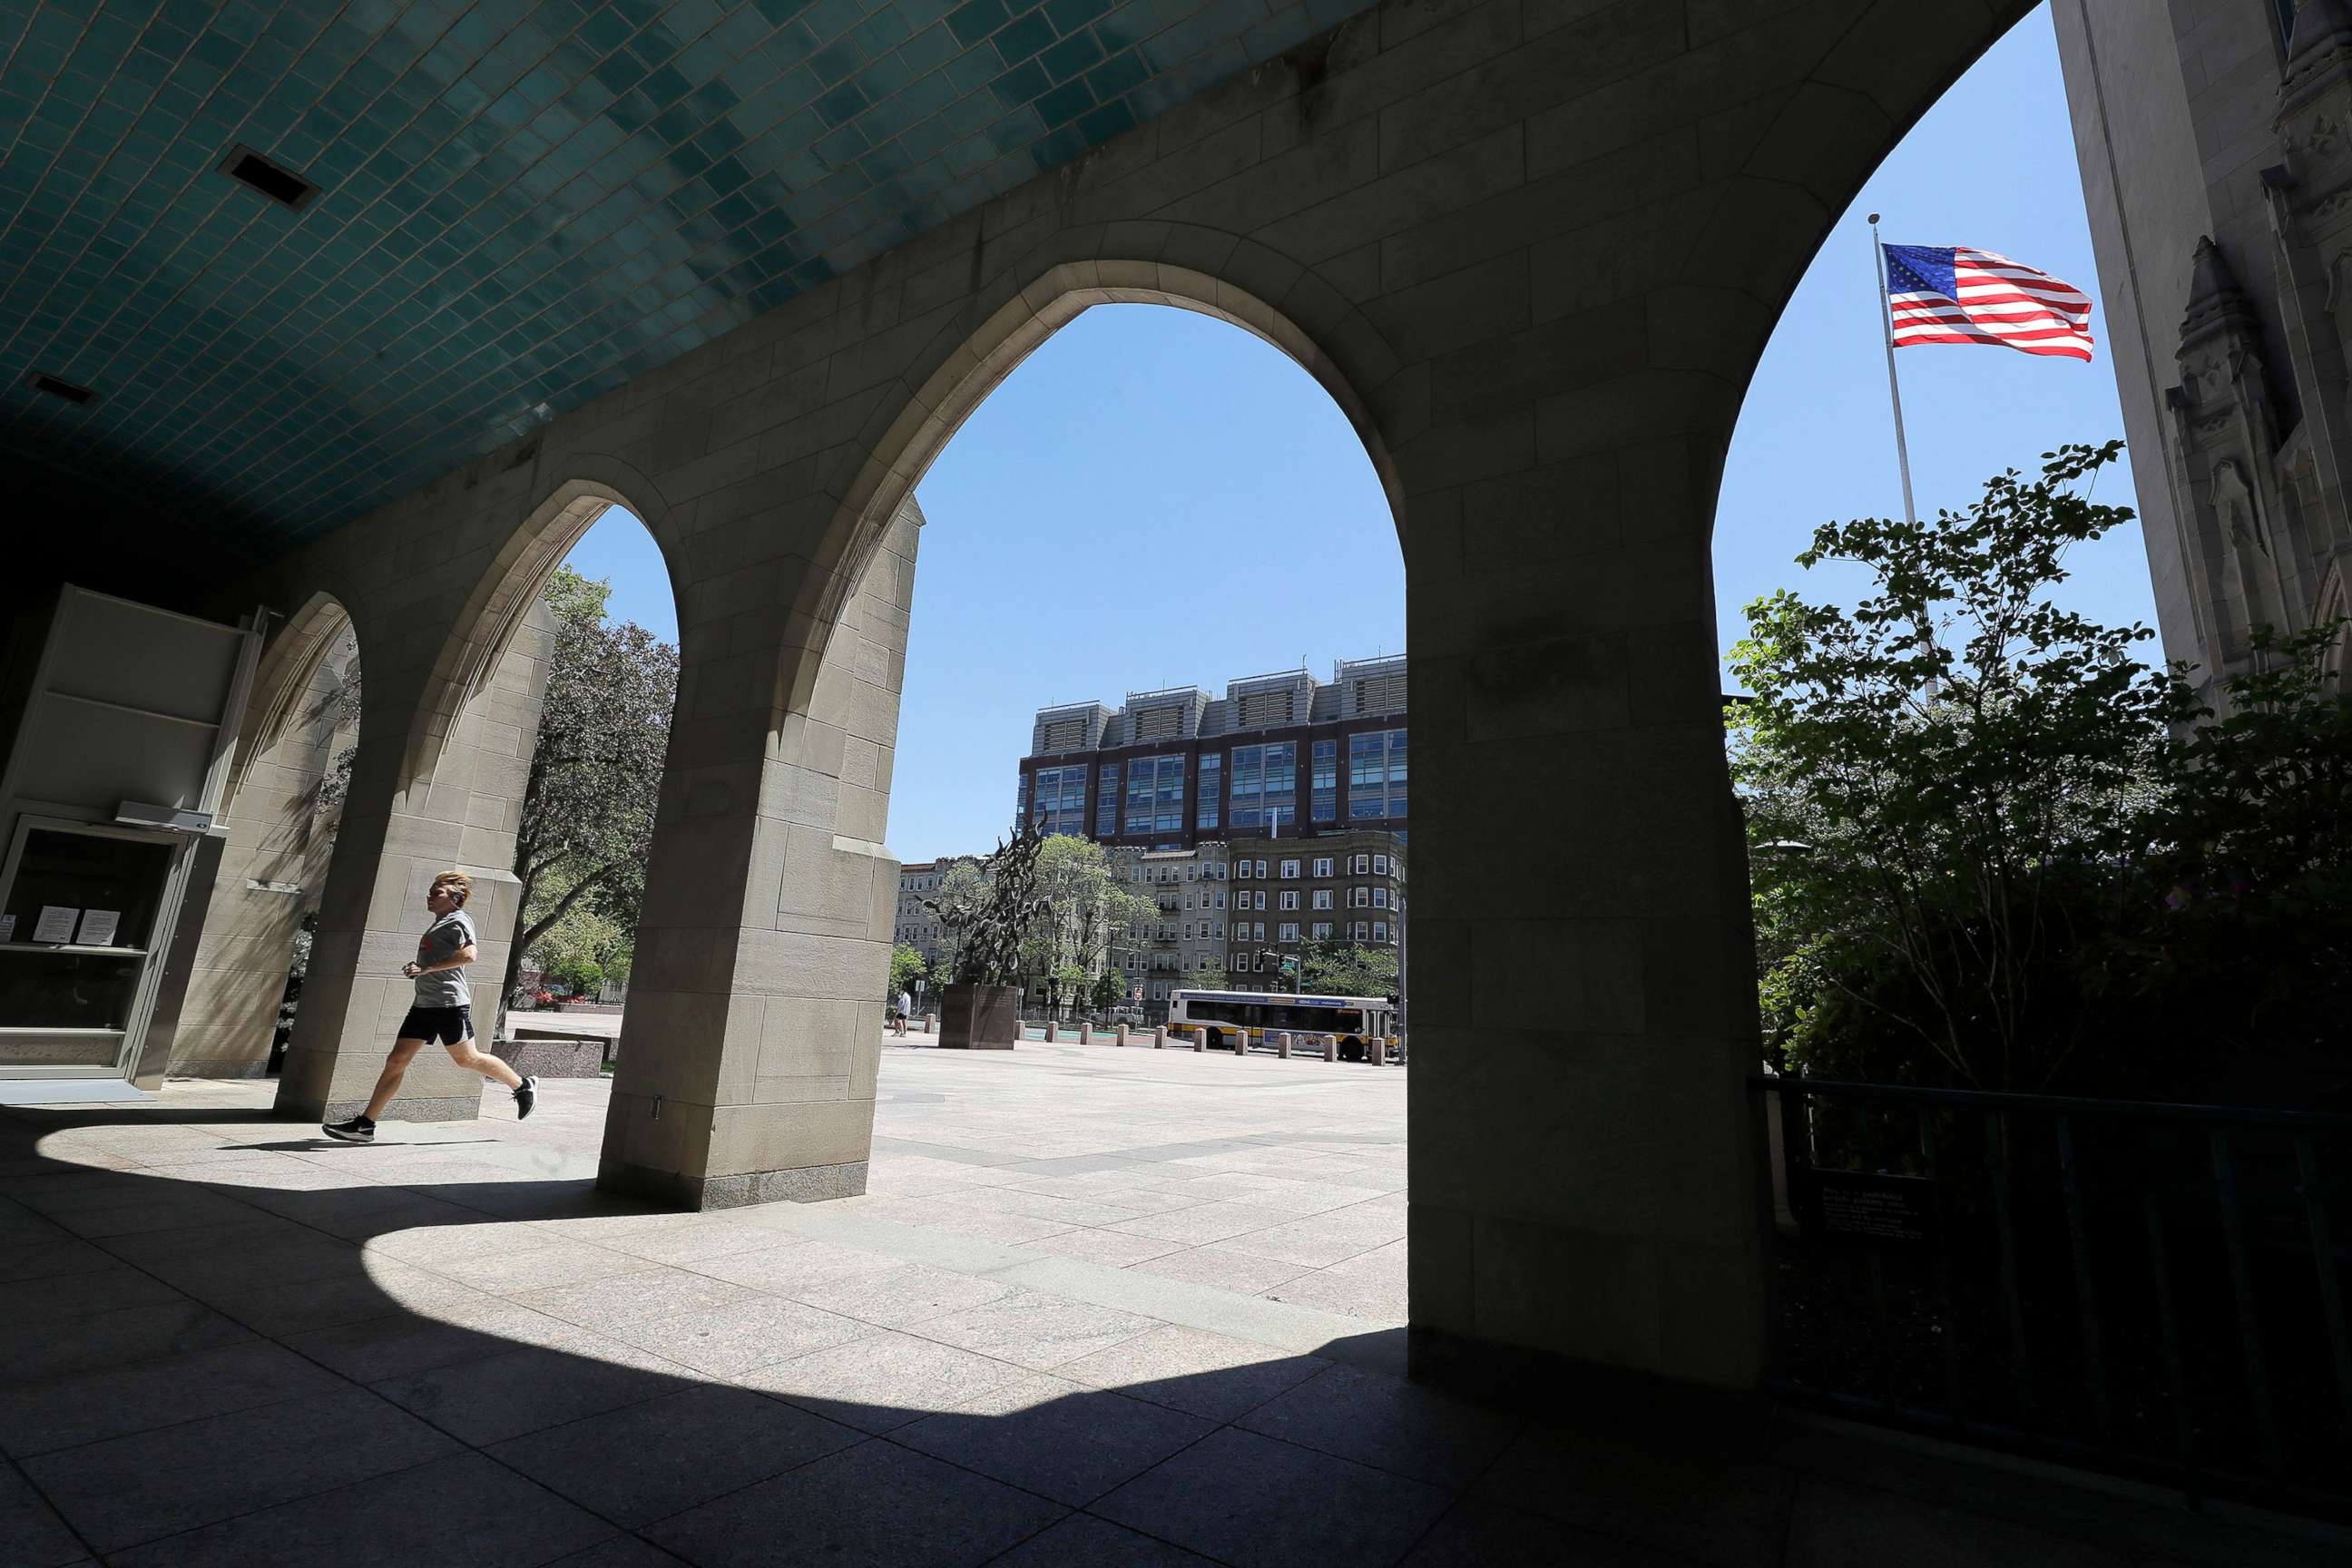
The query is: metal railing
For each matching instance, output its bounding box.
[1749,1074,2352,1516]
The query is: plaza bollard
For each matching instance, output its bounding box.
[1323,1034,1338,1063]
[1044,1019,1058,1043]
[1152,1026,1166,1048]
[1078,1020,1093,1044]
[1116,1024,1130,1047]
[1192,1027,1207,1053]
[1232,1030,1249,1056]
[1276,1031,1291,1059]
[923,1014,936,1034]
[1369,1038,1387,1066]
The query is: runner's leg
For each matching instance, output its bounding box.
[363,1037,427,1122]
[446,1034,523,1090]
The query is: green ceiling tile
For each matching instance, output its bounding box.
[0,0,1378,544]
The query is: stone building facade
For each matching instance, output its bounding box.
[892,855,975,978]
[1020,654,1406,852]
[2056,0,2352,706]
[1108,828,1403,1017]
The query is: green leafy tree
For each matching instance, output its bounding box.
[1733,440,2352,1096]
[1024,836,1154,1006]
[887,942,928,1000]
[1184,956,1231,993]
[500,565,680,1022]
[1090,968,1121,1014]
[1730,443,2170,1091]
[1298,940,1397,997]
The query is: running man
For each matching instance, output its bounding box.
[322,871,535,1143]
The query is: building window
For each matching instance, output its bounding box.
[1312,921,1333,940]
[1096,763,1121,837]
[1279,890,1299,911]
[1374,854,1388,875]
[1348,729,1407,819]
[1374,921,1388,943]
[1214,921,1225,937]
[1031,764,1090,836]
[1353,854,1369,875]
[1229,741,1298,829]
[1312,857,1333,878]
[1196,752,1221,830]
[1279,858,1299,879]
[1373,887,1387,908]
[1255,859,1268,878]
[1353,921,1368,941]
[1312,889,1333,910]
[1311,739,1337,823]
[1237,860,1252,879]
[1279,922,1300,943]
[1125,754,1185,835]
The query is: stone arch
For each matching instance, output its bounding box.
[158,586,366,1080]
[809,238,1404,672]
[396,461,681,800]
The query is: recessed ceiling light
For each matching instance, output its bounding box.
[220,144,318,210]
[26,372,96,407]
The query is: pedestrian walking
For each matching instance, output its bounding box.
[322,871,535,1143]
[892,987,914,1035]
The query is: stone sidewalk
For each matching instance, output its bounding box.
[2,1051,2337,1567]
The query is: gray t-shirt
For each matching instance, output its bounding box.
[413,908,477,1007]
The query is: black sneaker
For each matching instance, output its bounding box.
[514,1075,538,1121]
[321,1115,375,1144]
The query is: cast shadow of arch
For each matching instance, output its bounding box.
[0,1101,1562,1568]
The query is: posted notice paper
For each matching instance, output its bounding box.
[75,908,121,946]
[32,906,78,944]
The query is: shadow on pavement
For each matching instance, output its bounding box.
[0,1101,2331,1568]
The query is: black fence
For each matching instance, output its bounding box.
[1750,1075,2352,1516]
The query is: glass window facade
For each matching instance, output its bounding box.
[1348,728,1407,819]
[1311,740,1337,822]
[1229,741,1297,829]
[1196,752,1220,830]
[1030,764,1089,836]
[1095,763,1121,837]
[1123,756,1183,834]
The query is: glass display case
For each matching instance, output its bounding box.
[0,822,183,1072]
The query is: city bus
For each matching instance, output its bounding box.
[1166,990,1399,1062]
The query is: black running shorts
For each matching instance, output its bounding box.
[398,1005,474,1045]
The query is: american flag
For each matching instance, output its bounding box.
[1882,244,2095,361]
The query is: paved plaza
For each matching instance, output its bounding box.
[2,1040,2337,1566]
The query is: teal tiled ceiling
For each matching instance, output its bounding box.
[0,0,1365,554]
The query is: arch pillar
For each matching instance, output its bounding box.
[272,599,560,1123]
[593,499,920,1207]
[152,613,359,1082]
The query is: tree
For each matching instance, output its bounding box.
[1298,940,1397,998]
[887,942,928,1001]
[1089,967,1122,1014]
[500,565,679,1024]
[1024,836,1154,1010]
[1732,440,2352,1096]
[1184,956,1230,993]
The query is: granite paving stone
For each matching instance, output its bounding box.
[490,1384,865,1525]
[1094,1426,1454,1568]
[914,1289,1160,1371]
[893,1371,1215,1504]
[21,1387,456,1553]
[738,1328,1024,1432]
[102,1451,616,1568]
[644,1436,1065,1568]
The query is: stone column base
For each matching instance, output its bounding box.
[596,1157,868,1210]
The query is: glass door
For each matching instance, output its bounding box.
[0,821,183,1076]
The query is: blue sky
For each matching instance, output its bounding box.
[562,2,2154,865]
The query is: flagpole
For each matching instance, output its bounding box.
[1869,213,1921,529]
